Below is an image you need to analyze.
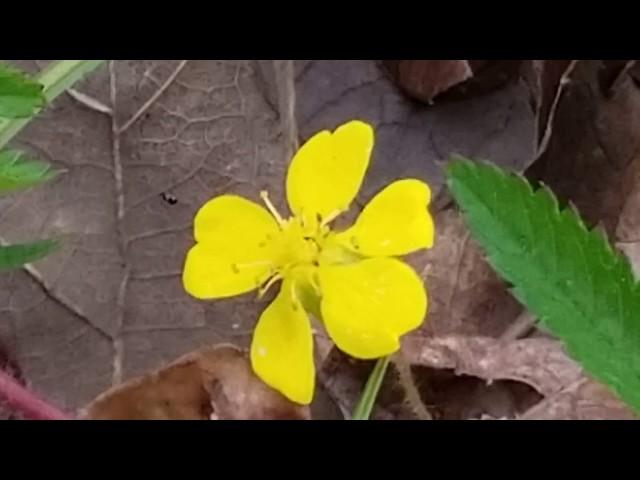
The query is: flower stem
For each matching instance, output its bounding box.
[351,355,390,420]
[0,368,71,420]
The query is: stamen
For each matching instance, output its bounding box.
[308,270,321,295]
[260,190,285,226]
[289,279,300,311]
[258,273,283,298]
[321,209,342,227]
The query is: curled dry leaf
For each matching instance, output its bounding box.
[384,60,521,104]
[319,342,541,420]
[402,335,636,420]
[80,344,310,420]
[598,60,636,97]
[383,60,473,103]
[402,335,582,395]
[520,378,636,420]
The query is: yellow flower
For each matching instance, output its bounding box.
[182,120,435,405]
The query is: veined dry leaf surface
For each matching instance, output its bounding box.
[256,60,535,200]
[0,60,287,413]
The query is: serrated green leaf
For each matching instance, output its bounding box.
[0,149,56,192]
[446,156,640,413]
[0,239,58,270]
[0,60,105,150]
[0,63,45,118]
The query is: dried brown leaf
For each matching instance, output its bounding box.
[319,342,542,420]
[520,378,636,420]
[415,208,521,337]
[80,344,309,420]
[521,60,578,158]
[403,335,582,395]
[257,60,535,199]
[527,60,640,235]
[403,335,636,420]
[1,59,536,415]
[383,60,473,103]
[384,60,521,104]
[598,60,636,97]
[0,60,286,411]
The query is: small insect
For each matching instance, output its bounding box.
[160,192,178,205]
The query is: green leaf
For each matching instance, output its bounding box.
[0,149,56,192]
[446,156,640,413]
[0,60,105,150]
[0,239,59,270]
[0,63,45,118]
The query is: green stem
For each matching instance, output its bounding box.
[0,60,105,149]
[351,355,391,420]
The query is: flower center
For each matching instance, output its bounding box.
[260,190,324,271]
[258,191,362,300]
[277,217,320,269]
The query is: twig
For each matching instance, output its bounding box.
[500,310,537,342]
[118,60,188,134]
[67,88,112,115]
[0,368,71,420]
[393,351,432,420]
[273,60,299,160]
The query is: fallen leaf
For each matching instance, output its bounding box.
[598,60,636,97]
[319,343,542,420]
[256,60,535,200]
[521,60,578,158]
[519,377,636,420]
[414,208,522,337]
[384,61,522,104]
[526,60,640,235]
[80,344,309,420]
[0,60,286,411]
[383,60,473,103]
[402,335,582,395]
[403,335,635,419]
[0,60,540,417]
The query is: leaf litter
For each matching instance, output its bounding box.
[0,60,638,419]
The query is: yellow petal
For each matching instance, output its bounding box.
[336,179,434,257]
[194,194,279,244]
[286,120,373,226]
[250,279,315,405]
[182,195,280,299]
[319,258,427,359]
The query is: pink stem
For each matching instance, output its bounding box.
[0,368,71,420]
